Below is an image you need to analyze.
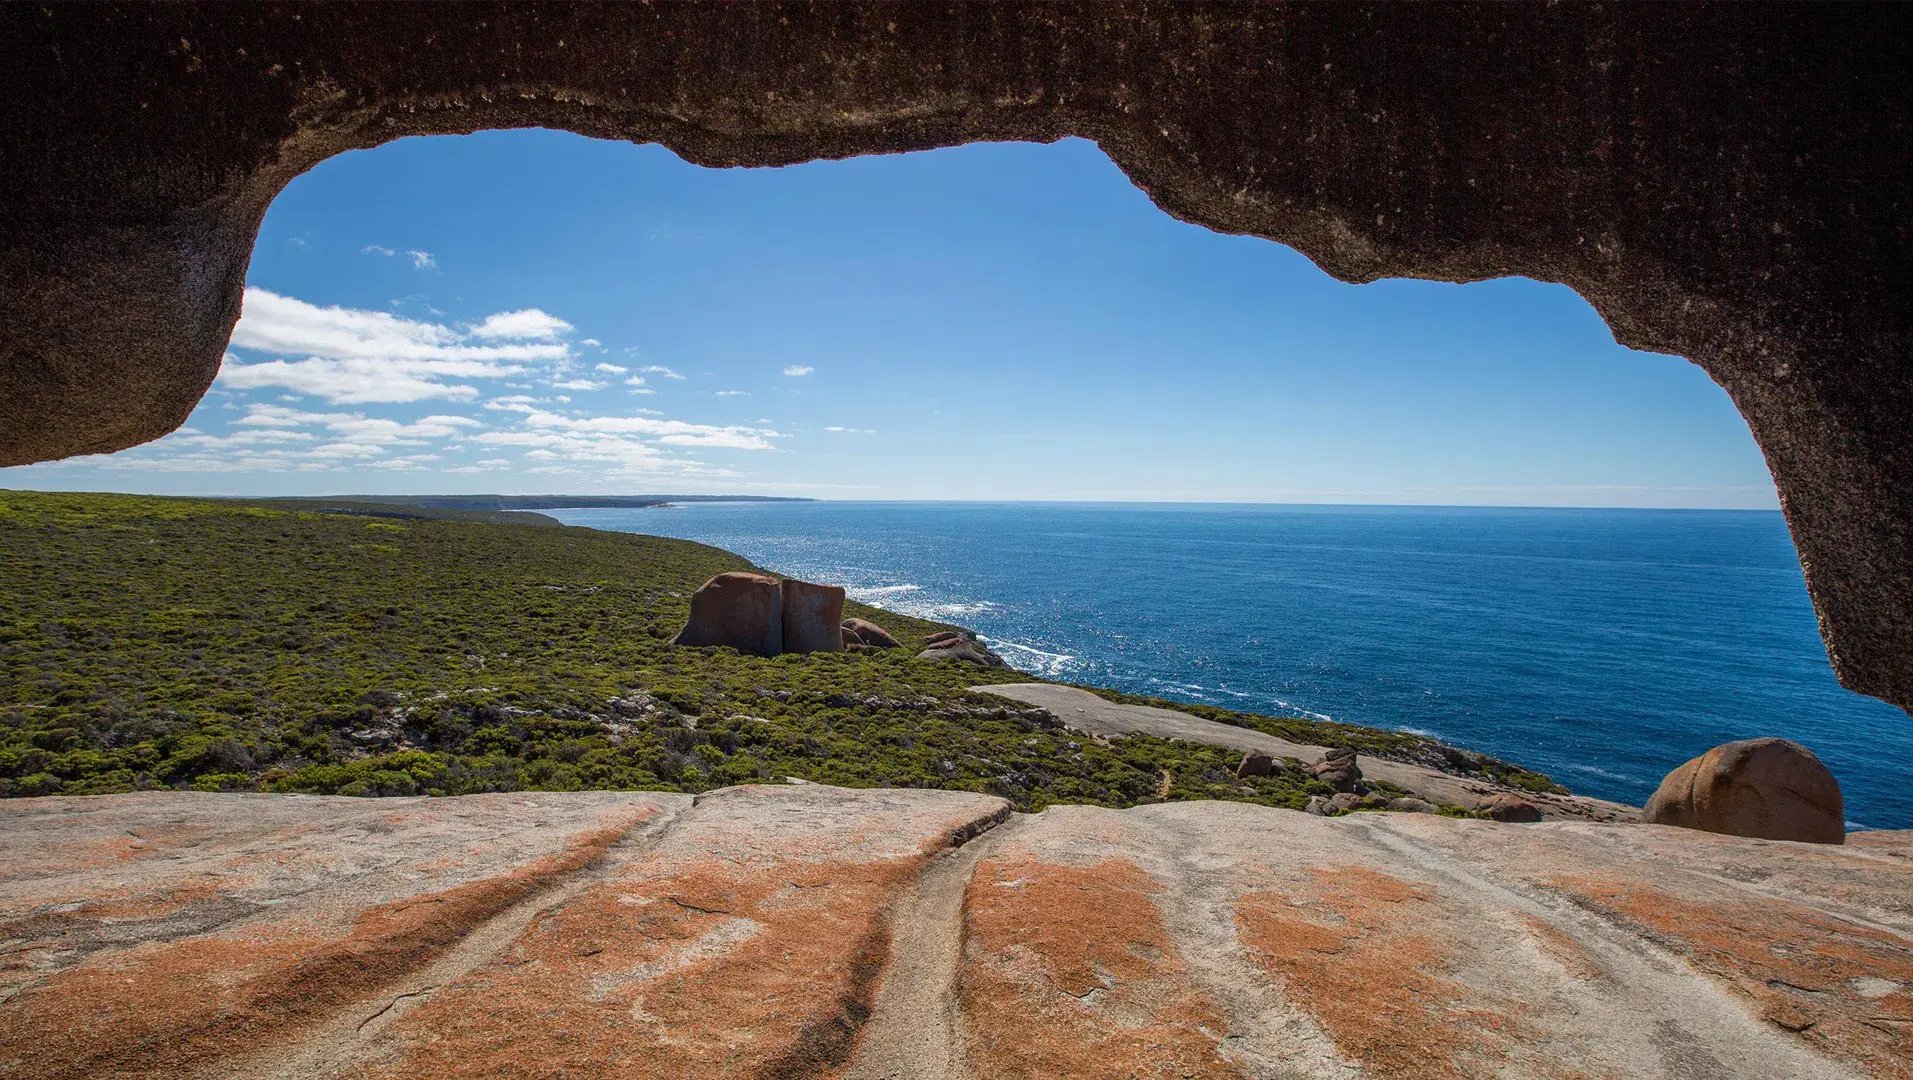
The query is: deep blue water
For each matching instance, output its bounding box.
[548,502,1911,829]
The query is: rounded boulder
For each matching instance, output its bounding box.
[841,617,901,649]
[1643,738,1844,844]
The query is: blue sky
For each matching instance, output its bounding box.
[6,131,1777,507]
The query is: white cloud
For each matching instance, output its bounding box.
[518,409,781,450]
[714,390,748,397]
[217,288,574,404]
[550,378,605,391]
[594,362,627,374]
[78,402,481,475]
[783,365,814,377]
[824,426,878,434]
[219,359,480,404]
[468,309,573,341]
[360,245,434,270]
[483,395,543,414]
[225,403,480,447]
[175,429,315,448]
[580,338,603,349]
[639,365,685,380]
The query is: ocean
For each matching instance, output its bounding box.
[547,502,1912,829]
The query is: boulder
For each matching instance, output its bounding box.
[780,578,845,654]
[917,636,1006,667]
[1236,751,1274,779]
[1303,795,1332,816]
[841,617,901,649]
[1642,737,1844,844]
[673,572,783,656]
[1326,792,1368,814]
[1309,747,1363,793]
[1386,797,1439,814]
[1482,793,1543,823]
[922,630,965,647]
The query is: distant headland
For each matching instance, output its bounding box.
[255,493,816,512]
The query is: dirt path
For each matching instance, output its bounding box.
[843,812,1023,1080]
[976,682,1636,821]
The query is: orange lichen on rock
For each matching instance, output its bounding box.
[1515,912,1608,985]
[7,822,219,876]
[70,879,229,921]
[0,810,649,1080]
[1552,875,1913,1079]
[1233,865,1540,1080]
[350,855,919,1079]
[959,854,1244,1080]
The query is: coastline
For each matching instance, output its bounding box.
[547,499,1912,829]
[531,506,1609,818]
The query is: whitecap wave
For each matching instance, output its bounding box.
[1564,763,1639,784]
[851,583,923,598]
[1148,677,1214,696]
[980,636,1081,676]
[1272,697,1336,723]
[924,601,1000,617]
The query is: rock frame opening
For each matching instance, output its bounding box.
[1,3,1908,709]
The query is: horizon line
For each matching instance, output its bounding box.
[0,487,1780,514]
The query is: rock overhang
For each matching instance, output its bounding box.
[0,3,1908,709]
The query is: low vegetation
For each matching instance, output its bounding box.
[0,490,1557,810]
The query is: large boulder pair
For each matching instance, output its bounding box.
[1643,737,1844,844]
[674,572,845,657]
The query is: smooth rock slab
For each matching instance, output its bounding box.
[0,788,1905,1079]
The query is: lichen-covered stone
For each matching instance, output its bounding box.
[0,789,1905,1078]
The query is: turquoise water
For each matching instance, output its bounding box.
[549,502,1911,829]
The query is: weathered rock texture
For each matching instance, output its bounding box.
[781,578,847,654]
[1,787,1907,1078]
[919,635,1007,667]
[1644,737,1846,845]
[0,4,1909,710]
[842,617,902,649]
[676,573,863,656]
[673,571,784,656]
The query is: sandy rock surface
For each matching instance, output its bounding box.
[0,787,1907,1079]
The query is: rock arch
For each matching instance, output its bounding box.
[2,3,1908,708]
